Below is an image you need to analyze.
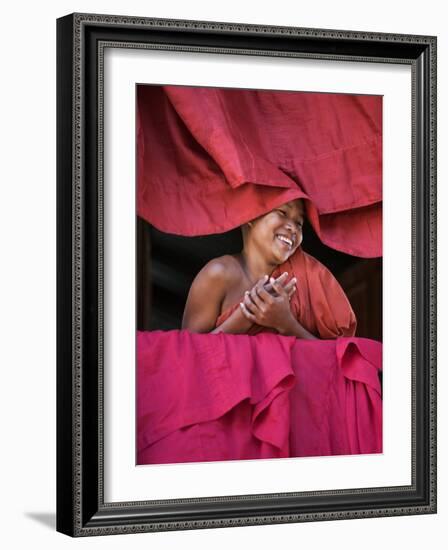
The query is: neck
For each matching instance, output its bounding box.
[240,246,276,284]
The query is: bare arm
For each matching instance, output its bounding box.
[276,316,318,339]
[210,304,253,334]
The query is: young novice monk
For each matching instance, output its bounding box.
[182,199,356,339]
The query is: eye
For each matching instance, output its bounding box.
[276,209,286,216]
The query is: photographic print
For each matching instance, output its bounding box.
[136,84,383,466]
[57,13,435,535]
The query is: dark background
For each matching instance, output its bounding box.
[137,216,382,341]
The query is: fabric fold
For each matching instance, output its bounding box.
[137,330,296,460]
[137,331,382,465]
[137,85,382,257]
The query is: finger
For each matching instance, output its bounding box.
[269,273,289,295]
[264,280,278,296]
[256,284,274,304]
[284,277,297,294]
[254,275,270,298]
[249,288,266,310]
[244,292,258,314]
[271,279,288,298]
[257,275,270,290]
[250,275,269,297]
[240,301,256,322]
[270,272,288,286]
[256,275,269,287]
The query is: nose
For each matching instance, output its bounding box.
[284,219,296,234]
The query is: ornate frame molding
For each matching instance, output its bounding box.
[57,13,436,536]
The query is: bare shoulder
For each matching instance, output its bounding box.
[186,255,242,303]
[199,255,242,282]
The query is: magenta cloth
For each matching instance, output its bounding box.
[137,331,382,464]
[137,86,382,257]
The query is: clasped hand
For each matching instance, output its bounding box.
[239,272,296,333]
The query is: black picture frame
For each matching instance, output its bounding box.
[56,13,437,537]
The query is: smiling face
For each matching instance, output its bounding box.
[247,200,305,264]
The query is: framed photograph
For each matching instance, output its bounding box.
[56,13,436,536]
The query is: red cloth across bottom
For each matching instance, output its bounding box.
[137,331,382,465]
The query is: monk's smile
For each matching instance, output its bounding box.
[275,233,294,250]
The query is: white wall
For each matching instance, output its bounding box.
[0,1,445,548]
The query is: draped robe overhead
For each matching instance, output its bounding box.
[137,85,382,257]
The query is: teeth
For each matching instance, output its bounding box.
[277,235,293,247]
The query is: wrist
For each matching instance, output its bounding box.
[277,314,297,335]
[233,303,253,330]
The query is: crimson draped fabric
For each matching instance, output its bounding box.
[137,85,382,257]
[137,331,382,464]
